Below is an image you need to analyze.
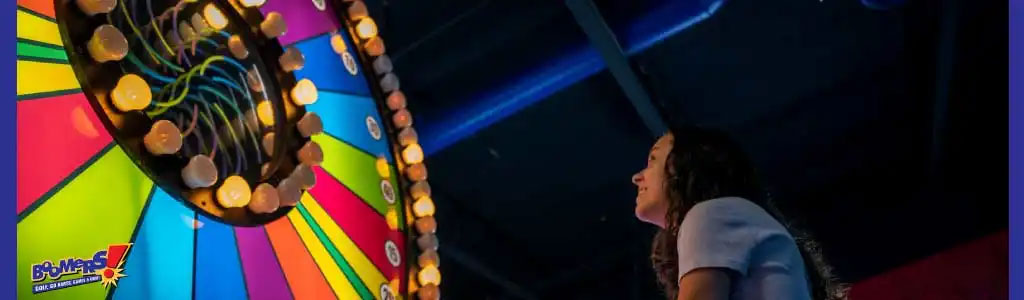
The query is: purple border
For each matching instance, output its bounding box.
[4,0,16,297]
[1011,0,1021,299]
[259,0,340,46]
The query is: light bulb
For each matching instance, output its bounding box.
[373,55,393,75]
[376,155,390,178]
[291,79,318,105]
[178,20,197,42]
[386,207,399,231]
[111,74,152,112]
[279,47,305,72]
[191,13,211,34]
[406,163,427,181]
[261,132,275,156]
[398,127,418,147]
[260,12,287,39]
[380,73,400,93]
[348,1,368,21]
[239,0,266,8]
[182,155,218,189]
[88,24,128,63]
[297,112,324,137]
[291,163,316,189]
[402,143,424,165]
[247,68,264,92]
[417,284,440,300]
[330,33,347,54]
[297,141,324,167]
[256,101,275,126]
[392,109,412,128]
[409,181,431,199]
[76,0,115,16]
[418,265,441,286]
[228,35,248,59]
[277,177,301,207]
[355,18,378,39]
[415,216,436,234]
[217,175,252,208]
[413,197,435,218]
[364,37,385,56]
[417,233,438,251]
[144,120,183,155]
[387,90,406,110]
[203,4,229,30]
[418,250,440,268]
[248,183,280,214]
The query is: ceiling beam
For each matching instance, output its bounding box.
[566,0,667,136]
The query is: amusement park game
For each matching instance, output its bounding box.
[16,0,441,299]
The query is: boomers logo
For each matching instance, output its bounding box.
[29,244,132,294]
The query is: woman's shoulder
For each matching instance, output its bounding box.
[683,197,791,238]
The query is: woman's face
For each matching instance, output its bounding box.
[632,133,674,228]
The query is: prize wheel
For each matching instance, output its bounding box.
[16,0,440,299]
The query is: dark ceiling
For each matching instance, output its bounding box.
[371,0,1007,299]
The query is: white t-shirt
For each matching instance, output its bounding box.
[676,197,812,300]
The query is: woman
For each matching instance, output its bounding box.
[631,125,846,300]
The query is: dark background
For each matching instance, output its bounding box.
[371,0,1007,298]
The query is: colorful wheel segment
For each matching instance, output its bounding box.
[17,1,410,299]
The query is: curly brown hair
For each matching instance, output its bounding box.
[649,125,848,300]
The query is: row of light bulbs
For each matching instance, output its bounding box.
[337,1,442,299]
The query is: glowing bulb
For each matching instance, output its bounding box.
[415,216,437,234]
[291,79,318,105]
[418,250,440,268]
[256,101,275,126]
[260,12,287,38]
[374,156,391,179]
[248,183,280,214]
[330,33,348,54]
[228,35,248,59]
[356,18,378,39]
[76,0,115,16]
[387,90,406,111]
[409,181,431,199]
[144,120,183,155]
[203,4,229,30]
[392,109,413,128]
[182,155,218,189]
[239,0,266,8]
[348,1,368,21]
[217,175,252,208]
[364,37,385,56]
[279,47,306,72]
[402,144,424,165]
[88,24,128,63]
[111,74,152,112]
[406,163,427,181]
[373,55,393,75]
[386,207,399,231]
[418,265,441,286]
[417,284,440,300]
[413,197,435,218]
[417,233,438,251]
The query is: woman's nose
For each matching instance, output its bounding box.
[631,171,643,185]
